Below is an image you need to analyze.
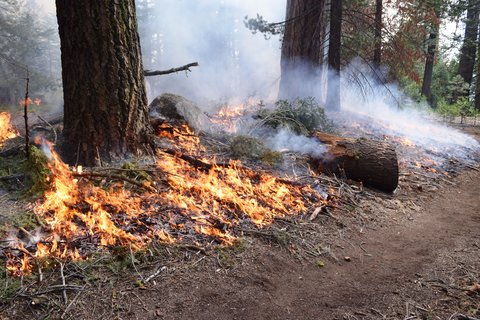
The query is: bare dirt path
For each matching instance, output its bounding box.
[131,170,479,320]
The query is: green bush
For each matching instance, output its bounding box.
[256,97,334,134]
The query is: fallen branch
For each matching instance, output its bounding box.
[72,172,156,192]
[144,62,199,77]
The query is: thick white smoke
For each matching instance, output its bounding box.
[139,0,286,105]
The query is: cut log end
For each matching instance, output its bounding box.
[310,131,399,193]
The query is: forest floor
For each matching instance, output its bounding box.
[0,121,479,320]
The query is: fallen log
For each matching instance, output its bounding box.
[309,131,399,193]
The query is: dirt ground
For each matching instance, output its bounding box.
[0,124,479,320]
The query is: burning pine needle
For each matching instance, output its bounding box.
[4,125,326,276]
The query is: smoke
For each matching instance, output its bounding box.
[32,1,480,165]
[265,129,327,158]
[335,60,480,162]
[139,0,286,104]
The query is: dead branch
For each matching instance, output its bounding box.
[23,69,30,159]
[72,172,156,192]
[144,62,199,77]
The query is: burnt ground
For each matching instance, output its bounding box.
[0,123,479,320]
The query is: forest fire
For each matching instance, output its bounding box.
[0,112,17,147]
[4,125,324,276]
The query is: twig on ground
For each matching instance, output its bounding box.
[72,172,156,192]
[61,284,86,319]
[60,262,68,304]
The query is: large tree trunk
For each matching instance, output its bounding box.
[309,131,399,193]
[476,35,480,110]
[373,0,383,69]
[279,0,326,99]
[325,0,342,111]
[458,0,480,86]
[56,0,152,166]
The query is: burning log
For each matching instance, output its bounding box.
[309,131,399,193]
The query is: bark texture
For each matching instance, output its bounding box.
[373,0,383,68]
[325,0,343,111]
[458,0,480,85]
[476,35,480,110]
[56,0,152,166]
[420,31,437,106]
[310,131,399,193]
[279,0,326,99]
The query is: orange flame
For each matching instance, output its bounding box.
[6,124,325,275]
[0,112,17,147]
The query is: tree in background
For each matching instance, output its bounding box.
[457,0,479,86]
[279,0,327,99]
[373,0,383,68]
[325,0,343,110]
[0,0,60,105]
[56,0,152,165]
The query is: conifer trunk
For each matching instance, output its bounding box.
[56,0,152,166]
[279,0,326,99]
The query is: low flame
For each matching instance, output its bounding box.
[5,125,324,275]
[0,112,17,147]
[210,98,259,133]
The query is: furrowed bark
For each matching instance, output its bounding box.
[56,0,152,166]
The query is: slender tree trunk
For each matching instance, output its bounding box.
[56,0,152,166]
[325,0,342,111]
[475,35,480,110]
[458,0,480,85]
[421,30,438,106]
[373,0,383,68]
[279,0,326,99]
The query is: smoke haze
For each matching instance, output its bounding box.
[30,0,480,161]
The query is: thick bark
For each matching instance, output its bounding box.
[420,31,438,106]
[325,0,343,111]
[56,0,152,166]
[373,0,383,68]
[309,131,399,193]
[279,0,326,99]
[458,0,480,85]
[476,35,480,110]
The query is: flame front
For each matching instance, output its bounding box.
[6,124,323,275]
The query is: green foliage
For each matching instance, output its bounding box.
[437,98,460,117]
[243,14,283,40]
[0,266,21,302]
[10,210,42,230]
[436,97,474,120]
[0,146,51,195]
[260,150,283,166]
[120,161,152,183]
[446,75,469,103]
[22,146,51,195]
[229,135,283,166]
[229,135,267,160]
[256,98,334,135]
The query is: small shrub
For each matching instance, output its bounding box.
[23,146,51,195]
[256,97,334,134]
[229,135,267,160]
